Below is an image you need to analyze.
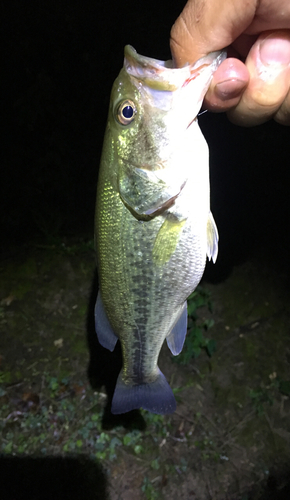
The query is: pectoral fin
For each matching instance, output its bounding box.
[166,302,188,355]
[153,217,186,266]
[95,291,118,352]
[207,212,218,263]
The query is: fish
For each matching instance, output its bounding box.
[94,45,225,415]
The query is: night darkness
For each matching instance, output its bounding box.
[1,1,290,498]
[1,0,181,247]
[1,0,290,276]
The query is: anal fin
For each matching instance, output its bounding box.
[166,302,188,356]
[95,291,118,352]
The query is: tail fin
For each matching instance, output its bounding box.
[111,369,176,415]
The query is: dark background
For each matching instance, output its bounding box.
[1,0,290,279]
[1,4,290,498]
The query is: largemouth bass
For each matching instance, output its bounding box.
[95,45,225,415]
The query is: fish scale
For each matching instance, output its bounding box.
[94,45,225,414]
[98,174,202,376]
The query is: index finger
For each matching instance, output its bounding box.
[170,0,256,67]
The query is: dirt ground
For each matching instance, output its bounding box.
[1,237,290,500]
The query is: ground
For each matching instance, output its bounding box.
[0,237,290,500]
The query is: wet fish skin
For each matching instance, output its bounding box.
[95,46,225,415]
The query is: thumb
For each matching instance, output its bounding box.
[228,30,290,125]
[170,0,256,67]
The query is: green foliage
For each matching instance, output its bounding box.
[0,372,171,463]
[150,458,160,470]
[141,477,160,499]
[0,371,13,384]
[249,376,290,415]
[174,286,216,365]
[34,238,94,255]
[278,379,290,396]
[141,411,169,438]
[0,306,5,322]
[249,387,274,416]
[186,287,212,318]
[48,376,59,393]
[194,436,220,462]
[123,430,141,447]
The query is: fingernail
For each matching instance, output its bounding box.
[215,79,247,101]
[259,35,290,65]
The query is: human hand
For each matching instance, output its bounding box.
[170,0,290,126]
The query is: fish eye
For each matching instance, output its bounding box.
[116,99,137,125]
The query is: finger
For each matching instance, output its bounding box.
[170,0,256,67]
[274,89,290,125]
[244,0,290,34]
[203,58,249,111]
[228,30,290,126]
